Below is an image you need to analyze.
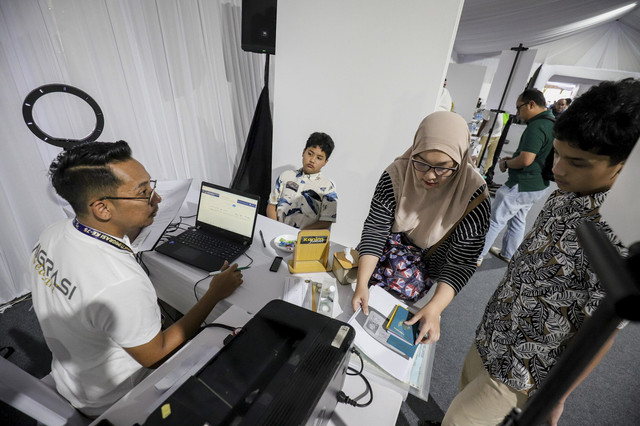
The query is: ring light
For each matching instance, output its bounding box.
[22,84,104,149]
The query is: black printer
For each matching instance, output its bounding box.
[144,299,356,425]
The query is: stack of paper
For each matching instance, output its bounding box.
[347,286,421,381]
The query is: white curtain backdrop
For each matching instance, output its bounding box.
[0,0,264,304]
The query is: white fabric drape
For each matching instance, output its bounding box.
[0,0,264,304]
[454,0,640,72]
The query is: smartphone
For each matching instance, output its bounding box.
[269,256,283,272]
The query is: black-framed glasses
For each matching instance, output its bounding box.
[89,180,157,207]
[516,102,529,112]
[411,160,458,177]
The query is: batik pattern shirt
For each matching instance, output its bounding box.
[475,189,627,395]
[268,168,338,229]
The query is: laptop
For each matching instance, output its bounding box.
[155,181,260,272]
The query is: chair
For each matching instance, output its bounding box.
[0,356,90,426]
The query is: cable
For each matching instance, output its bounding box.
[136,252,150,276]
[193,254,254,303]
[193,274,210,302]
[242,252,254,267]
[0,293,32,314]
[155,214,196,246]
[200,323,240,332]
[337,347,373,408]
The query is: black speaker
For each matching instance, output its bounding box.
[241,0,277,55]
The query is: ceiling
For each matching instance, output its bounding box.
[453,0,640,72]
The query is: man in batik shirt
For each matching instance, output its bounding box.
[443,78,640,426]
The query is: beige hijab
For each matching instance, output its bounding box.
[386,111,486,249]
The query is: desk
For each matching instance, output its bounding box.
[92,306,403,426]
[99,214,428,424]
[143,215,356,322]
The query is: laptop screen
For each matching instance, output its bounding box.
[197,182,259,239]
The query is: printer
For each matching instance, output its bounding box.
[144,299,356,425]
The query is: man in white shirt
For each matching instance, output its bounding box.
[29,140,243,416]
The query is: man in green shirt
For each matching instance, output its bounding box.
[478,89,554,265]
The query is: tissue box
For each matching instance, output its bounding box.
[332,249,359,285]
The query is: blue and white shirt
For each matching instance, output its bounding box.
[268,168,338,229]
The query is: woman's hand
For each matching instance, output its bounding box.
[405,281,456,344]
[351,254,380,315]
[352,285,370,315]
[404,304,441,344]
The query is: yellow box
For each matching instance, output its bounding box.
[287,230,332,274]
[332,249,359,285]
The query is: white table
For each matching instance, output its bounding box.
[97,213,436,425]
[91,305,403,426]
[143,214,357,322]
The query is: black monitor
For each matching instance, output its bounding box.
[144,300,355,425]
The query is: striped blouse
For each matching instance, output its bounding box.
[358,171,491,294]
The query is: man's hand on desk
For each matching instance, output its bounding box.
[207,261,244,303]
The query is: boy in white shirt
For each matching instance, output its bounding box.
[267,132,338,229]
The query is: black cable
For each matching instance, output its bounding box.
[337,347,374,408]
[242,252,254,267]
[200,323,239,332]
[193,274,210,302]
[165,214,196,234]
[346,347,364,376]
[137,252,150,276]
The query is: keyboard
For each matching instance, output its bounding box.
[176,231,243,259]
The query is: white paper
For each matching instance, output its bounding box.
[600,139,640,247]
[283,276,311,307]
[283,276,331,314]
[153,345,221,393]
[347,286,414,381]
[132,179,192,252]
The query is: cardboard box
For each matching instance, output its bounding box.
[332,249,359,285]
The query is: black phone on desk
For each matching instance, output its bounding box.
[269,256,283,272]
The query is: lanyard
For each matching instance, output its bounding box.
[73,218,133,254]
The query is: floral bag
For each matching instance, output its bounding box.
[369,232,430,301]
[369,189,489,302]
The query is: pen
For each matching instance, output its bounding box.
[208,266,250,276]
[259,230,266,248]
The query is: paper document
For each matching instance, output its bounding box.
[282,276,333,315]
[347,286,421,381]
[132,179,192,252]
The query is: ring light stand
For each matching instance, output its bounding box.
[22,84,104,149]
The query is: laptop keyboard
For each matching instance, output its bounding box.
[176,231,244,259]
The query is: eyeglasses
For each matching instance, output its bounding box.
[411,160,458,177]
[516,102,529,112]
[89,180,157,207]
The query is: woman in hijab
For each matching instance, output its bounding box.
[351,111,490,345]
